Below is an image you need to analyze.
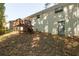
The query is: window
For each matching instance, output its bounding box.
[37,15,40,19]
[55,7,63,13]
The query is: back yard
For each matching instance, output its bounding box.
[0,31,79,56]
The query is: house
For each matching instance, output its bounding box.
[24,3,79,37]
[9,18,24,31]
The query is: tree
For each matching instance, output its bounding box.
[0,3,5,35]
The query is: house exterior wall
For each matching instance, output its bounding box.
[64,3,79,36]
[31,3,79,37]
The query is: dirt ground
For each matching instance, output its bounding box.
[0,31,79,56]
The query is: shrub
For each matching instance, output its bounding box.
[5,29,12,33]
[0,29,5,35]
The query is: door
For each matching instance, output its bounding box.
[58,21,65,36]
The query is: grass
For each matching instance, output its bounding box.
[0,31,18,42]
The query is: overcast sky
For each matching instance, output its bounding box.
[5,3,45,21]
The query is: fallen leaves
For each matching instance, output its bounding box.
[0,32,79,56]
[72,41,79,47]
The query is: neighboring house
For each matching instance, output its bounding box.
[24,3,79,37]
[9,18,24,31]
[9,17,33,33]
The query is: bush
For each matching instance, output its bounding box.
[0,29,12,35]
[0,29,5,35]
[5,29,12,33]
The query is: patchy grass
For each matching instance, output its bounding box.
[0,31,18,42]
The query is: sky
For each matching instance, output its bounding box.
[5,3,45,21]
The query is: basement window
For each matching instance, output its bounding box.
[55,7,63,13]
[37,15,40,19]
